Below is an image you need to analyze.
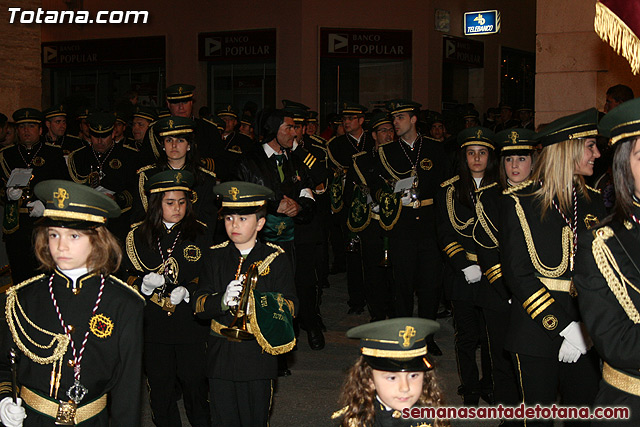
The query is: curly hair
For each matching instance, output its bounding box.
[336,356,449,427]
[34,226,122,276]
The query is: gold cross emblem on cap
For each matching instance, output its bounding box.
[98,125,102,131]
[168,119,174,129]
[229,186,239,201]
[509,131,520,144]
[25,111,29,117]
[175,172,183,183]
[178,86,183,94]
[399,326,416,348]
[476,129,483,138]
[53,188,69,209]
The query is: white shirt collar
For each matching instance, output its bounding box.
[263,142,288,159]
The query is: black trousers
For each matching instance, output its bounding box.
[209,378,273,427]
[483,306,520,406]
[346,237,365,309]
[294,241,321,328]
[328,211,346,269]
[512,350,600,427]
[5,223,37,285]
[389,235,441,319]
[144,341,211,427]
[360,225,391,319]
[592,379,640,426]
[451,299,492,400]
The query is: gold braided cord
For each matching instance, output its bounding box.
[511,194,570,278]
[139,170,149,211]
[592,230,640,323]
[378,146,410,181]
[474,199,499,248]
[5,283,69,365]
[447,185,474,236]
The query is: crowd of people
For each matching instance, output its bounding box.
[0,80,638,426]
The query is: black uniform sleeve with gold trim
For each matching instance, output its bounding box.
[436,179,475,272]
[474,186,510,301]
[574,219,640,370]
[499,190,573,340]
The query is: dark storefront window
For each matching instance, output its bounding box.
[500,47,535,109]
[320,28,412,127]
[199,29,276,115]
[42,36,165,122]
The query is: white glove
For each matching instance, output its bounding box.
[559,321,589,354]
[401,194,412,205]
[6,188,22,201]
[462,265,483,284]
[141,273,165,296]
[27,200,45,217]
[558,338,582,363]
[170,286,190,305]
[223,280,243,308]
[0,397,26,427]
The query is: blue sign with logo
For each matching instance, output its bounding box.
[464,10,500,36]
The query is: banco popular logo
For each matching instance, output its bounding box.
[328,33,348,53]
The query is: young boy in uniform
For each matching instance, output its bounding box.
[193,181,297,426]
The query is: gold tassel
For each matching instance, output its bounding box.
[595,1,640,75]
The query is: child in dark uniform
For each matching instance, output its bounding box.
[193,181,297,426]
[333,318,449,427]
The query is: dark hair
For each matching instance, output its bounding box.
[498,150,536,189]
[456,145,499,208]
[139,190,204,248]
[256,108,286,143]
[611,138,639,223]
[157,133,207,185]
[34,226,122,276]
[606,84,634,103]
[0,113,7,127]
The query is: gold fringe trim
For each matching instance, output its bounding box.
[247,290,296,355]
[595,1,640,75]
[592,226,640,323]
[440,175,460,188]
[503,179,533,195]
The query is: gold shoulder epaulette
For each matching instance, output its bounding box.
[109,275,145,302]
[476,182,499,193]
[45,142,59,148]
[326,135,337,145]
[503,179,534,195]
[352,151,367,159]
[378,140,394,148]
[203,158,216,172]
[201,117,217,128]
[123,145,139,152]
[198,166,217,178]
[586,185,601,194]
[311,142,327,153]
[331,406,349,419]
[68,146,85,156]
[440,175,460,188]
[7,274,46,293]
[210,240,229,250]
[197,220,208,228]
[593,225,614,240]
[266,241,285,254]
[310,134,326,144]
[0,145,13,153]
[130,220,143,230]
[136,164,155,174]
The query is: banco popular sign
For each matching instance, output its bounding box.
[464,10,500,36]
[321,28,411,59]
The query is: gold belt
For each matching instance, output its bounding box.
[21,386,107,423]
[603,362,640,397]
[402,198,434,209]
[538,277,571,293]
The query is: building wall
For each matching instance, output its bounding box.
[0,0,42,116]
[39,0,535,115]
[536,0,640,126]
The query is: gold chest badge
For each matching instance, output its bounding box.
[584,214,599,230]
[89,314,114,338]
[183,245,201,262]
[32,156,45,167]
[420,158,433,171]
[109,158,122,170]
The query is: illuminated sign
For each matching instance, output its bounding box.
[464,10,500,36]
